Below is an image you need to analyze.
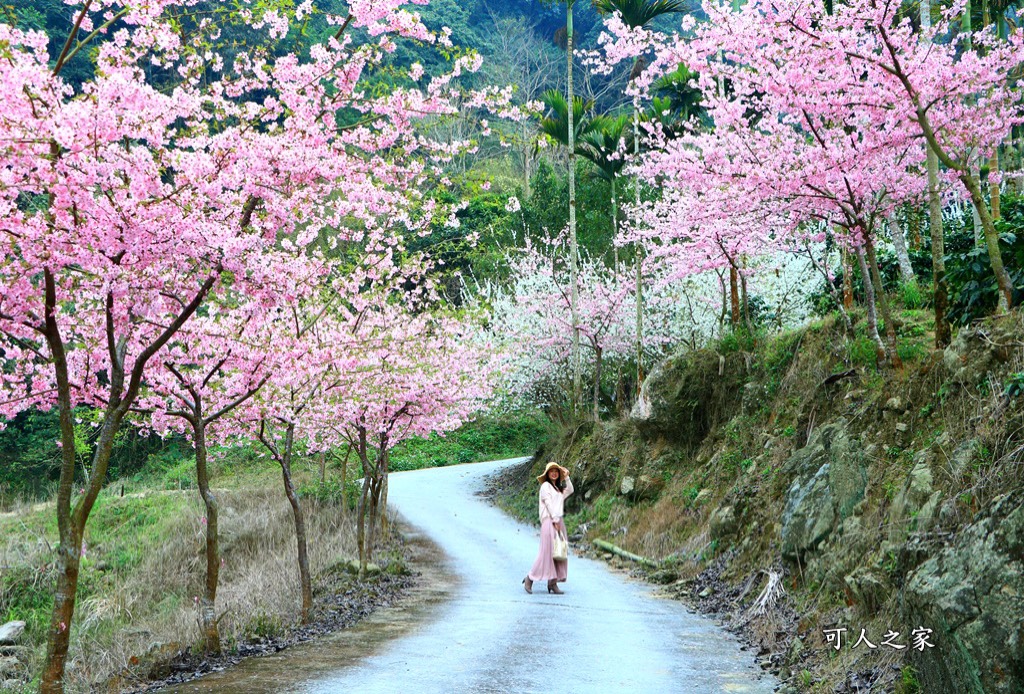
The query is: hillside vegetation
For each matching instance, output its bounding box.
[500,310,1024,694]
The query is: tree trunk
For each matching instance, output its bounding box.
[908,205,922,249]
[366,476,381,564]
[865,237,903,369]
[842,248,854,310]
[740,259,752,332]
[807,241,853,335]
[42,546,80,694]
[990,152,1001,220]
[611,178,619,268]
[39,237,218,689]
[40,278,79,694]
[927,148,951,347]
[377,440,391,538]
[379,473,390,537]
[633,96,644,393]
[920,0,951,347]
[856,248,887,366]
[962,171,1014,311]
[729,263,741,329]
[592,344,603,420]
[888,214,916,286]
[716,269,728,338]
[972,163,984,246]
[356,429,372,576]
[193,418,222,654]
[357,471,371,575]
[566,3,581,416]
[42,285,128,692]
[982,0,999,222]
[592,538,657,567]
[279,425,313,623]
[44,411,123,693]
[635,252,644,389]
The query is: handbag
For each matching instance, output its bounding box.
[552,529,569,561]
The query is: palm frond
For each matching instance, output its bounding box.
[593,0,687,28]
[539,89,600,148]
[579,114,632,181]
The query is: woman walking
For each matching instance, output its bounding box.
[523,462,574,595]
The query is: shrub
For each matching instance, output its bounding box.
[898,280,926,309]
[945,232,1024,324]
[946,193,1024,324]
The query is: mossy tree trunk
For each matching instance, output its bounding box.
[740,257,752,333]
[160,363,265,655]
[193,420,222,654]
[40,267,219,692]
[888,214,917,286]
[856,248,888,366]
[864,236,903,368]
[355,425,374,576]
[729,264,741,330]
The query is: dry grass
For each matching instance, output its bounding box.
[625,494,698,560]
[2,487,360,693]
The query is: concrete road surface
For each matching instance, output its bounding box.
[163,458,778,694]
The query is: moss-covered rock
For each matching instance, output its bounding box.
[780,420,867,561]
[629,348,744,444]
[904,491,1024,694]
[709,504,739,541]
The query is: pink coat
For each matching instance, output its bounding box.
[539,477,574,523]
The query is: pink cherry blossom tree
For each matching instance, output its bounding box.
[838,0,1024,312]
[605,0,950,365]
[244,304,349,624]
[135,292,306,652]
[0,1,492,687]
[327,297,498,574]
[620,0,1023,356]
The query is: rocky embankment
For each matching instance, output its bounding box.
[515,313,1024,693]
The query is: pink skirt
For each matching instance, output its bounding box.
[527,519,568,583]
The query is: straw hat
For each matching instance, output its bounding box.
[536,461,569,483]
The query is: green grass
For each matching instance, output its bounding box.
[897,340,928,363]
[848,335,879,368]
[1,565,52,644]
[1005,372,1024,398]
[895,665,922,694]
[390,412,551,472]
[898,280,926,310]
[0,491,200,645]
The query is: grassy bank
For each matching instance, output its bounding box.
[389,412,552,472]
[0,481,385,693]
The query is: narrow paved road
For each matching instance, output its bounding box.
[165,459,777,693]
